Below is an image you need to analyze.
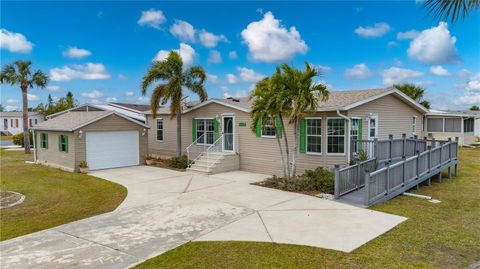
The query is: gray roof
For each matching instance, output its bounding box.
[0,111,44,117]
[109,102,151,112]
[33,111,148,131]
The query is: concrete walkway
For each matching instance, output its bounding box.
[0,166,406,269]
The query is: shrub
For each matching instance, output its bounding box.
[258,167,334,194]
[168,155,188,169]
[79,161,88,168]
[12,132,33,147]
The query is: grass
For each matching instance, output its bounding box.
[0,136,12,141]
[135,147,480,269]
[0,150,127,241]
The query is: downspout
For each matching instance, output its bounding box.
[336,110,351,163]
[32,129,37,162]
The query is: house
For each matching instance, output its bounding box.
[47,102,150,123]
[0,111,45,135]
[146,87,428,175]
[425,109,477,146]
[32,110,149,172]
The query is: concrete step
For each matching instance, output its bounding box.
[187,166,212,174]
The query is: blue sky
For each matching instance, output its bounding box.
[1,1,479,111]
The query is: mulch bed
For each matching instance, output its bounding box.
[147,159,186,172]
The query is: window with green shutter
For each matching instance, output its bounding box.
[299,118,306,153]
[59,135,68,153]
[192,118,197,142]
[41,133,48,149]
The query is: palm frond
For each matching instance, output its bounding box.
[150,84,168,119]
[423,0,479,23]
[0,64,19,85]
[30,70,49,88]
[184,66,208,102]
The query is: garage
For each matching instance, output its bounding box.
[86,131,140,170]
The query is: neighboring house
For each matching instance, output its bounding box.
[32,111,149,172]
[425,110,477,146]
[47,103,150,123]
[0,111,45,135]
[146,87,428,175]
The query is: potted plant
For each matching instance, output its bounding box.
[145,155,156,165]
[79,161,89,174]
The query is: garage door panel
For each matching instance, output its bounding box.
[86,131,139,170]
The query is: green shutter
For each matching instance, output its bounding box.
[192,118,197,143]
[214,118,219,141]
[299,119,306,153]
[255,120,262,137]
[65,136,69,153]
[45,134,48,149]
[275,117,283,139]
[58,135,61,151]
[358,119,363,151]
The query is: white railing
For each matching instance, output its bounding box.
[204,134,224,169]
[186,133,224,168]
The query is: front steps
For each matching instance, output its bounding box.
[187,152,239,174]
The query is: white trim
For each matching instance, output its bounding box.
[46,103,106,119]
[305,117,322,155]
[156,118,164,142]
[261,116,276,138]
[221,115,235,153]
[342,88,429,113]
[412,116,417,135]
[326,117,346,155]
[367,115,379,140]
[194,118,215,146]
[182,99,250,114]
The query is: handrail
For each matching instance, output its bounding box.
[204,134,224,169]
[186,133,206,167]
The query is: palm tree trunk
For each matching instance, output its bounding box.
[176,108,182,157]
[291,118,298,177]
[21,86,31,154]
[279,114,290,179]
[275,132,288,178]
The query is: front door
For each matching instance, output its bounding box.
[222,116,234,152]
[368,116,378,157]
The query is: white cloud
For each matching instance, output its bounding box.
[50,63,111,81]
[81,90,104,99]
[5,105,18,111]
[5,99,19,111]
[458,69,471,78]
[153,43,196,67]
[62,46,91,58]
[227,67,266,84]
[414,81,434,87]
[228,51,238,59]
[137,9,166,29]
[429,65,451,77]
[0,28,33,53]
[317,65,332,72]
[408,22,459,65]
[221,86,248,98]
[207,73,219,83]
[382,66,424,85]
[345,63,371,79]
[46,85,62,92]
[105,97,117,102]
[170,20,196,42]
[6,99,18,105]
[226,74,238,84]
[241,11,308,63]
[454,73,480,106]
[137,96,150,104]
[199,29,228,48]
[124,91,135,97]
[354,22,390,38]
[208,50,222,63]
[27,93,40,101]
[397,30,419,40]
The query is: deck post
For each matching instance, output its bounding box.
[389,134,393,161]
[374,138,379,159]
[402,133,406,158]
[438,170,443,183]
[414,135,418,153]
[364,168,370,206]
[356,163,361,189]
[454,137,459,177]
[402,156,406,186]
[427,146,432,186]
[334,164,340,199]
[385,161,391,195]
[431,138,436,148]
[415,150,420,179]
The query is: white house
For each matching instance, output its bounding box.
[0,111,45,135]
[425,109,477,146]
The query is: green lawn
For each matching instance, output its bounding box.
[135,147,480,269]
[0,150,127,241]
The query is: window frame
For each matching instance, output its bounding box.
[59,135,68,153]
[40,133,48,149]
[350,117,361,154]
[412,116,417,135]
[261,116,276,138]
[156,119,164,142]
[196,118,215,145]
[305,117,322,155]
[327,117,346,155]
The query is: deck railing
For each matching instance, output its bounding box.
[364,139,458,206]
[186,133,224,168]
[334,158,377,198]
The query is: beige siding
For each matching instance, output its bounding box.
[75,114,148,170]
[348,94,424,140]
[36,131,76,171]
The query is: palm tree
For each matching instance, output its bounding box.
[394,83,431,109]
[282,63,329,177]
[250,70,291,178]
[423,0,480,24]
[0,61,48,154]
[141,51,207,157]
[470,105,479,111]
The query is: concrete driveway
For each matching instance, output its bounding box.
[0,166,406,269]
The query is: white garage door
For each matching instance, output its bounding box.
[86,131,139,170]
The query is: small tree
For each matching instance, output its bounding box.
[394,83,431,109]
[470,105,479,111]
[0,61,48,154]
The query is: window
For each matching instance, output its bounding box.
[15,119,18,128]
[464,118,474,132]
[369,118,376,138]
[327,118,345,154]
[40,133,48,149]
[196,119,214,145]
[10,119,13,128]
[261,117,276,137]
[59,135,68,153]
[427,118,443,132]
[412,116,417,134]
[306,118,322,154]
[350,118,360,153]
[29,119,32,127]
[34,119,38,125]
[156,119,163,141]
[445,118,461,132]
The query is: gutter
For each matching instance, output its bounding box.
[336,110,351,163]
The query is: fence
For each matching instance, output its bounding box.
[364,139,458,206]
[334,158,377,198]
